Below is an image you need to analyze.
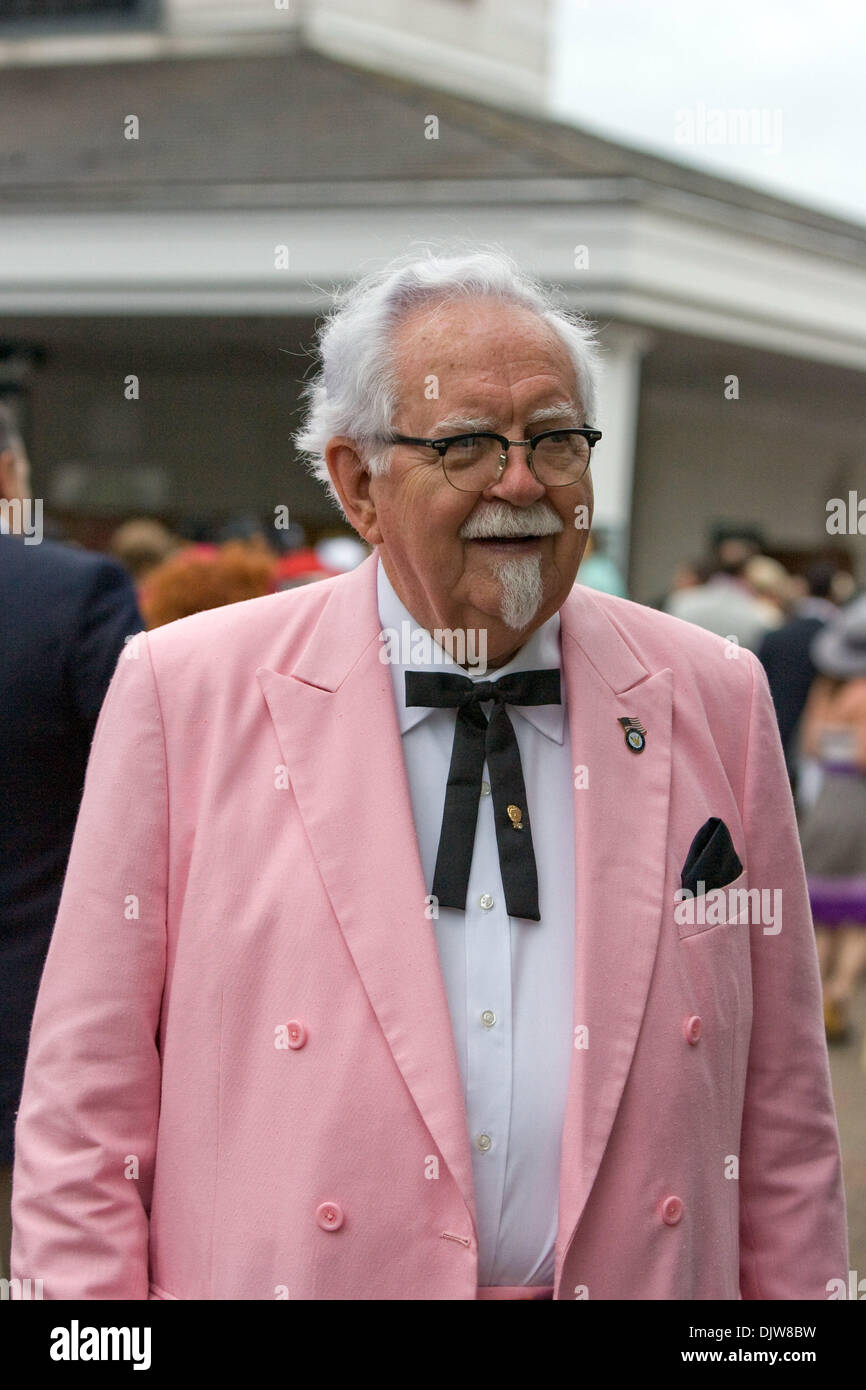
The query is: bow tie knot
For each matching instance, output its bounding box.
[462,680,499,704]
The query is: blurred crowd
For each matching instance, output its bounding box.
[107,515,369,627]
[647,532,866,1048]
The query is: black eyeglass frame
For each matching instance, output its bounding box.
[373,427,603,490]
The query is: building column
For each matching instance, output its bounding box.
[589,324,654,587]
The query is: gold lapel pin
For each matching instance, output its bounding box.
[507,804,524,830]
[618,716,647,753]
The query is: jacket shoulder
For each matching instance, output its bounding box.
[571,585,758,698]
[145,572,339,653]
[143,575,344,682]
[0,533,129,585]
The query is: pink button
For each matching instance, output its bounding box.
[661,1196,684,1226]
[316,1202,344,1232]
[287,1020,307,1049]
[684,1015,702,1044]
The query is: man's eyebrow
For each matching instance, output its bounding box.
[428,414,499,435]
[524,402,581,428]
[427,402,581,435]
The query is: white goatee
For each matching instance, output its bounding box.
[490,555,545,631]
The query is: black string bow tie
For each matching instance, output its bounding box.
[404,669,562,922]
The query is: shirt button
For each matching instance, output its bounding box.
[684,1015,702,1044]
[476,1133,492,1152]
[660,1196,684,1225]
[481,1010,496,1028]
[479,894,494,910]
[287,1020,307,1049]
[480,781,491,797]
[316,1201,344,1231]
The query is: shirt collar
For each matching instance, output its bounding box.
[376,553,565,744]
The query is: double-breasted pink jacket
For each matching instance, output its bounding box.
[11,553,847,1298]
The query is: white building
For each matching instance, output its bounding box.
[1,0,864,596]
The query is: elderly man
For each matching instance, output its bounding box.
[11,250,846,1300]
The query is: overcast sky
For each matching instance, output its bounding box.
[549,0,866,225]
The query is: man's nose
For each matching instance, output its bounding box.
[482,443,546,506]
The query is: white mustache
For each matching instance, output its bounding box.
[459,502,563,541]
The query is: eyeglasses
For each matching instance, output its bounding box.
[373,428,602,493]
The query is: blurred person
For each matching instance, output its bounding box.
[715,534,762,573]
[109,517,182,586]
[273,519,309,554]
[0,406,31,520]
[273,547,338,589]
[673,558,709,590]
[139,539,278,628]
[215,513,277,556]
[0,404,143,1280]
[798,594,866,1043]
[758,561,839,783]
[786,573,809,604]
[743,555,792,629]
[10,249,845,1301]
[646,557,711,612]
[832,569,857,605]
[576,530,626,596]
[314,534,369,573]
[664,545,772,652]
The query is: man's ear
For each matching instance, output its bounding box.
[325,438,385,546]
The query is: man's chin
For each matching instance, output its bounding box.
[499,598,548,634]
[465,559,559,619]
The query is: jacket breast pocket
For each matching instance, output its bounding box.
[675,866,753,941]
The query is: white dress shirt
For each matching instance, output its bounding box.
[376,555,575,1286]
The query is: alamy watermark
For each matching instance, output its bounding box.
[675,882,782,935]
[674,103,783,154]
[0,496,43,544]
[379,620,488,674]
[50,1321,151,1370]
[826,491,866,535]
[1,1276,43,1299]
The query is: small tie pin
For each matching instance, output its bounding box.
[507,804,524,830]
[618,716,647,753]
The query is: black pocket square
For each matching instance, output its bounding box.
[680,817,743,896]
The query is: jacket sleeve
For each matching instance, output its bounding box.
[737,651,848,1299]
[10,631,167,1299]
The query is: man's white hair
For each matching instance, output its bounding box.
[294,245,602,516]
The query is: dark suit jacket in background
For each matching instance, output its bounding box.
[0,533,143,1163]
[758,612,829,763]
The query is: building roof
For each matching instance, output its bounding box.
[1,44,865,259]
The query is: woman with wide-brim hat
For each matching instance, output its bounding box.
[798,592,866,1043]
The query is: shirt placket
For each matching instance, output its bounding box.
[464,736,513,1286]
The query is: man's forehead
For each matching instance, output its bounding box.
[392,299,579,423]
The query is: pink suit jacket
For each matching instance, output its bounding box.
[11,552,848,1299]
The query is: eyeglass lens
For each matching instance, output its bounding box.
[442,432,592,491]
